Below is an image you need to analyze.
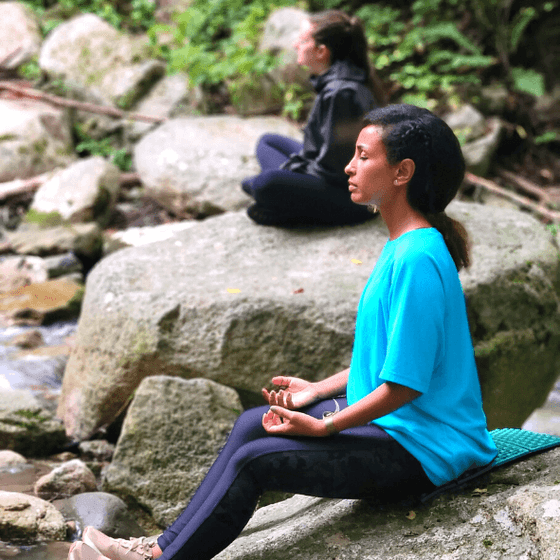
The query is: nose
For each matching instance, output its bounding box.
[345,157,355,176]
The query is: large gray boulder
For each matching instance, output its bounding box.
[0,99,73,182]
[213,447,560,560]
[102,376,242,527]
[133,116,302,217]
[0,2,42,70]
[57,202,560,441]
[39,14,165,111]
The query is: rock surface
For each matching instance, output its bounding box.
[212,448,560,560]
[0,2,42,70]
[6,223,102,260]
[0,491,67,543]
[133,115,302,216]
[34,459,97,500]
[0,390,67,456]
[0,99,73,183]
[53,492,145,539]
[31,156,121,227]
[103,376,242,527]
[39,14,165,111]
[0,277,84,327]
[57,202,560,441]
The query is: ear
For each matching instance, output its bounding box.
[395,158,415,185]
[316,43,331,64]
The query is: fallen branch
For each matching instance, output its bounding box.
[0,170,143,202]
[464,171,560,223]
[0,81,166,124]
[0,171,55,202]
[497,168,554,207]
[0,47,22,69]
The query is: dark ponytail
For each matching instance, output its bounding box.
[363,104,470,271]
[308,10,387,106]
[425,213,470,271]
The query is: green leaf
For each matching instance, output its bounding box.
[511,67,545,97]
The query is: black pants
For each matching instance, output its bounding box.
[243,134,374,226]
[157,398,435,560]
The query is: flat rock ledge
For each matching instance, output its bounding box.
[214,448,560,560]
[58,201,560,440]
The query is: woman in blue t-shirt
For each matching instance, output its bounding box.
[70,105,497,560]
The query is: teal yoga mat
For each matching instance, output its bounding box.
[419,428,560,503]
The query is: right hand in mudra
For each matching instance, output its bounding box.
[262,376,319,410]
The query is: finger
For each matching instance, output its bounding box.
[270,406,292,420]
[262,388,270,402]
[286,392,294,409]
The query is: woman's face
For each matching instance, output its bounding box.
[345,125,400,207]
[294,19,329,74]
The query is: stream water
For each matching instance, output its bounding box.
[1,320,559,560]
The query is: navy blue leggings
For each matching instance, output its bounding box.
[244,134,373,226]
[156,398,435,560]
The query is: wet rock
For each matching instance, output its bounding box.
[0,99,74,183]
[6,222,102,260]
[0,2,42,70]
[34,459,97,500]
[53,492,145,539]
[57,203,560,440]
[0,277,84,327]
[0,256,48,292]
[134,115,302,217]
[30,157,121,227]
[0,390,67,456]
[78,440,115,463]
[39,14,165,111]
[0,491,67,543]
[103,376,242,527]
[8,329,45,349]
[0,449,27,469]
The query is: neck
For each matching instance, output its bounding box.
[380,198,431,241]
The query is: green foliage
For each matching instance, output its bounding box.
[357,0,494,106]
[17,58,42,81]
[282,83,315,120]
[535,130,560,145]
[74,124,132,171]
[510,67,546,97]
[148,0,295,93]
[27,0,156,33]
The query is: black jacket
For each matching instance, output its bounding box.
[282,59,377,186]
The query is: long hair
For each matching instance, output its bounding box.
[363,104,470,270]
[308,10,387,106]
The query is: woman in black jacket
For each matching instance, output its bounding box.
[242,10,386,226]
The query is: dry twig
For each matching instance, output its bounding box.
[0,81,166,123]
[497,168,554,207]
[464,172,560,223]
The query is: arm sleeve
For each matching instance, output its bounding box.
[379,250,446,394]
[315,87,364,177]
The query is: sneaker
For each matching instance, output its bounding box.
[82,527,159,560]
[69,542,111,560]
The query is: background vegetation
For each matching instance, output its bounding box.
[24,0,560,164]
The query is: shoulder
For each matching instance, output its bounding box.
[392,229,455,280]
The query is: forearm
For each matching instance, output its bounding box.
[327,382,420,433]
[314,368,350,399]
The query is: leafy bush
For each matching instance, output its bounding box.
[74,124,132,171]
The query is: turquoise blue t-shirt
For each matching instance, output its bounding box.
[347,228,497,486]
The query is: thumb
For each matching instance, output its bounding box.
[270,406,292,420]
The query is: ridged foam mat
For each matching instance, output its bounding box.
[419,428,560,503]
